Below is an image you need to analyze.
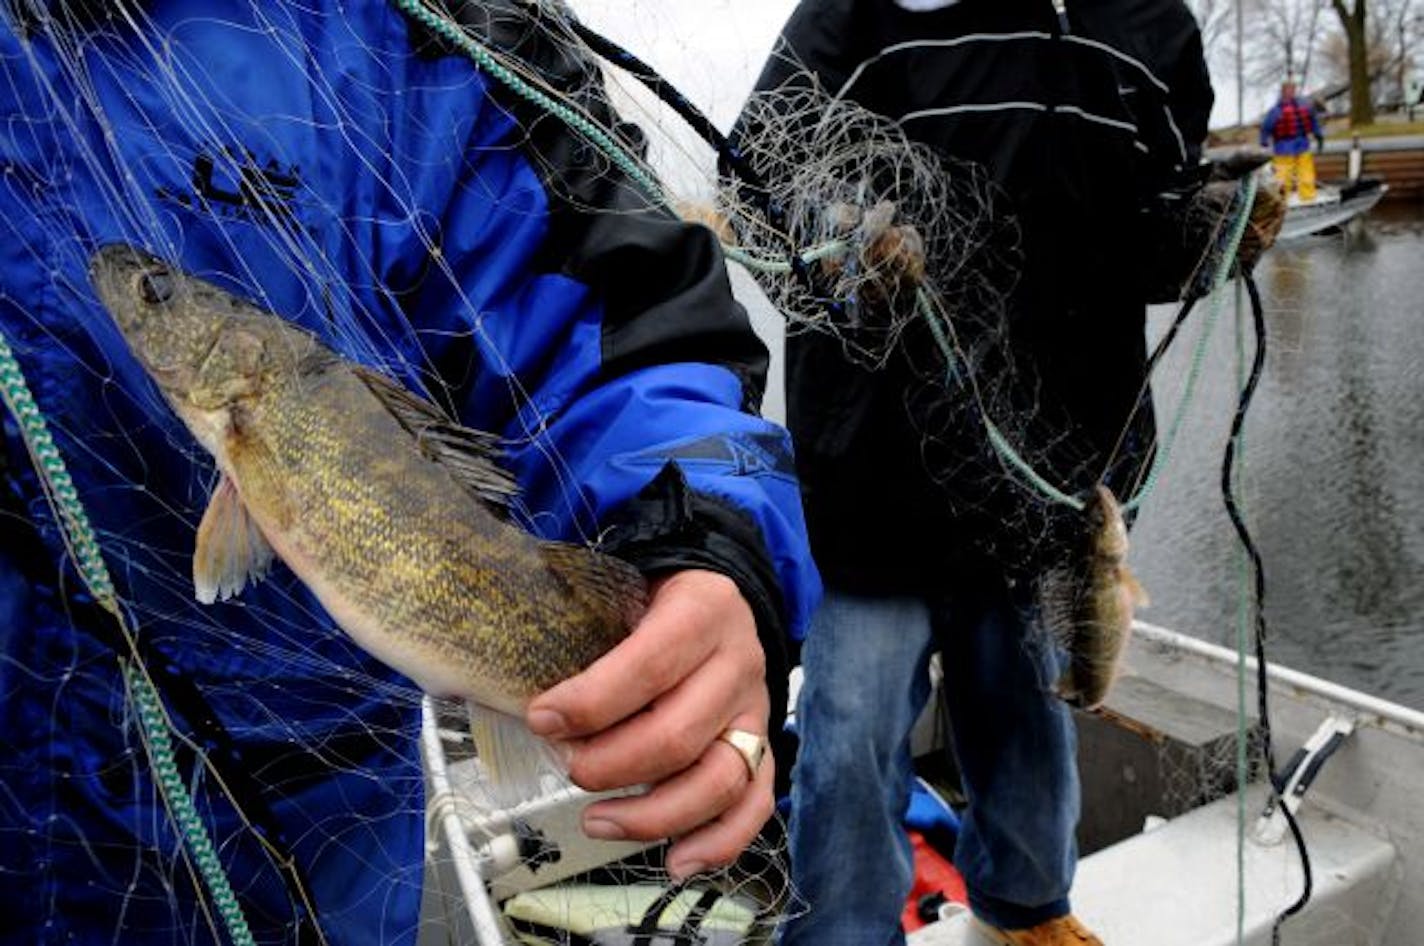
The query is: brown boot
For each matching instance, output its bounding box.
[974,914,1104,946]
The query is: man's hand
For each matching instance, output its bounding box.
[526,569,775,880]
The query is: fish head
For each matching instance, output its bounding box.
[1086,484,1129,560]
[90,244,312,418]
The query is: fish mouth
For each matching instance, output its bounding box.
[89,243,168,314]
[89,242,165,281]
[89,242,188,337]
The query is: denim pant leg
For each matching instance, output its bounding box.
[781,589,936,946]
[935,582,1079,930]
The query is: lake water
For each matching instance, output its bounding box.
[1131,203,1424,712]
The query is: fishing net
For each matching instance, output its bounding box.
[0,2,801,944]
[4,1,1410,945]
[715,83,1014,369]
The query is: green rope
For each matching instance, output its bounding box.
[917,289,1088,511]
[723,239,849,275]
[126,662,255,946]
[1122,175,1259,515]
[392,0,668,208]
[916,176,1259,515]
[392,0,1260,520]
[0,331,257,946]
[0,338,116,604]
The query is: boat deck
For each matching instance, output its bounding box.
[910,787,1398,946]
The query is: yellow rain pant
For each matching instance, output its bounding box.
[1272,151,1317,201]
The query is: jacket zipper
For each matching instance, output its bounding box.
[1051,0,1071,35]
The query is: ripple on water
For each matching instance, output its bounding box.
[1131,203,1424,712]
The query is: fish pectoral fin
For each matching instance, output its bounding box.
[468,704,568,808]
[353,366,519,512]
[193,474,275,604]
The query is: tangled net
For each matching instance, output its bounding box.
[0,3,805,945]
[719,82,1017,373]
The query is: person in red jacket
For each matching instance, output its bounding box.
[1260,79,1325,200]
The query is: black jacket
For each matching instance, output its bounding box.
[737,0,1214,593]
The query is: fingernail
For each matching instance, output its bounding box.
[583,817,626,841]
[668,858,707,881]
[527,708,567,738]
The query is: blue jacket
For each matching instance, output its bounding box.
[0,2,818,943]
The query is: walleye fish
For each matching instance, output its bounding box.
[91,244,647,800]
[1046,484,1148,710]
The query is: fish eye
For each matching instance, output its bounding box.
[138,269,175,306]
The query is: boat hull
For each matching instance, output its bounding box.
[1278,178,1389,241]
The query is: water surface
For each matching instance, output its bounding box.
[1132,203,1424,711]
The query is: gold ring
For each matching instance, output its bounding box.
[716,728,766,780]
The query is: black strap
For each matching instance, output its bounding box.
[625,884,727,945]
[628,883,688,946]
[675,887,724,941]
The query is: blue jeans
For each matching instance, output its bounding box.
[781,582,1079,945]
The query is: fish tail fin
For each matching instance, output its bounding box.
[467,704,569,809]
[541,542,648,630]
[1125,568,1150,609]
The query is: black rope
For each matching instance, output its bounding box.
[558,9,831,300]
[561,14,774,219]
[1222,274,1313,941]
[1143,293,1200,380]
[627,881,689,945]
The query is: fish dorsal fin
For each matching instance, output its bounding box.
[467,703,570,808]
[352,365,518,511]
[541,542,649,632]
[194,474,275,604]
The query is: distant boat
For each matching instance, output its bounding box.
[1278,176,1389,241]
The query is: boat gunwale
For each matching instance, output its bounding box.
[1133,620,1424,741]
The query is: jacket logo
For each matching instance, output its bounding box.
[156,146,310,233]
[627,432,797,482]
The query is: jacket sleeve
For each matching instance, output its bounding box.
[395,1,820,721]
[1308,104,1323,141]
[1137,4,1224,303]
[730,0,867,161]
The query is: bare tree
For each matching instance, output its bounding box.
[1248,0,1327,86]
[1379,0,1423,106]
[1317,0,1420,112]
[1330,0,1377,124]
[1188,0,1238,68]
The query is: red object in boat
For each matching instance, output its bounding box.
[901,829,969,932]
